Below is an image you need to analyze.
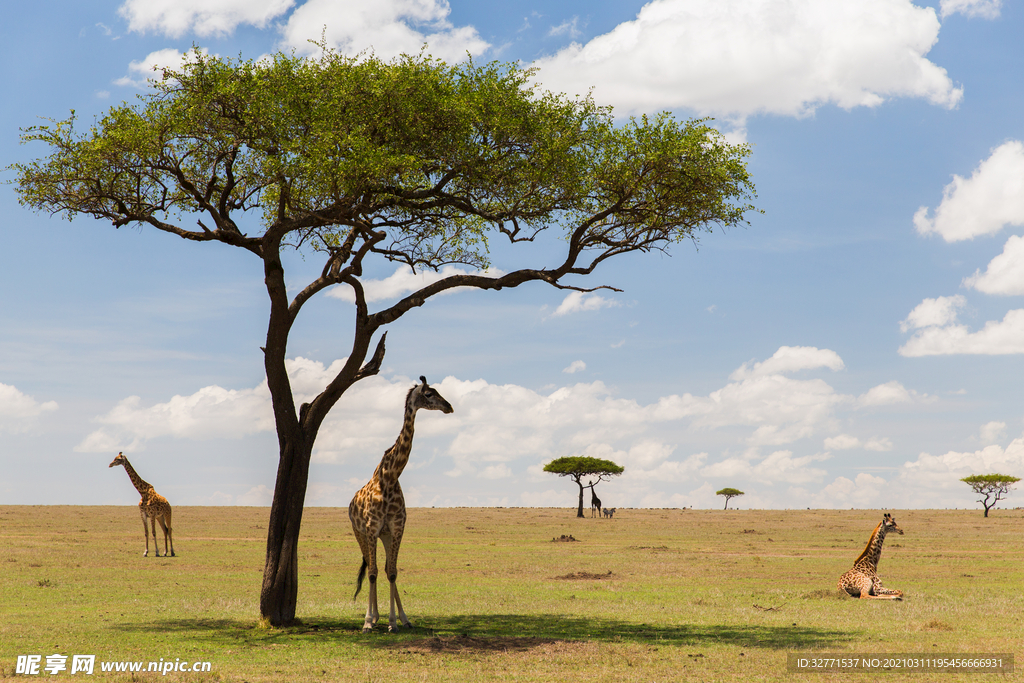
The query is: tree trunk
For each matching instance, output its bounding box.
[259,428,312,625]
[576,479,585,518]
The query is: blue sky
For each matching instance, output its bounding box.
[2,0,1024,510]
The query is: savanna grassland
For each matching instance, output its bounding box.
[1,505,1021,682]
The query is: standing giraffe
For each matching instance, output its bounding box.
[589,482,602,518]
[838,513,904,599]
[108,452,175,557]
[349,376,453,633]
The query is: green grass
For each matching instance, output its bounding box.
[1,506,1021,681]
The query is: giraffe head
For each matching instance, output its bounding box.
[109,452,127,468]
[882,512,904,535]
[408,376,454,414]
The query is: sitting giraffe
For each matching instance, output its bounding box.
[589,483,602,518]
[109,452,175,557]
[838,513,904,600]
[349,376,453,633]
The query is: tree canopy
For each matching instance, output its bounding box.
[716,487,744,509]
[544,456,624,517]
[12,47,756,625]
[961,474,1019,517]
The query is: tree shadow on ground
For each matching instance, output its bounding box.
[114,614,857,653]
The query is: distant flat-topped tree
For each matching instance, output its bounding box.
[544,456,624,517]
[717,488,744,509]
[961,474,1019,517]
[12,47,756,625]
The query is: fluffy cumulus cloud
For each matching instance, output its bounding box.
[119,0,294,37]
[900,295,965,332]
[963,234,1024,295]
[74,356,346,452]
[550,291,622,317]
[940,0,1002,19]
[114,48,210,88]
[562,360,586,374]
[890,434,1024,507]
[857,380,925,406]
[900,306,1024,356]
[278,0,489,62]
[914,141,1024,242]
[326,265,503,304]
[74,346,938,507]
[531,0,961,133]
[0,382,58,433]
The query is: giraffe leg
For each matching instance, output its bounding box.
[140,509,150,557]
[360,540,380,633]
[380,527,411,632]
[158,513,174,557]
[151,514,161,557]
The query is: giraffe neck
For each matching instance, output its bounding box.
[377,401,418,485]
[120,458,154,495]
[854,521,888,569]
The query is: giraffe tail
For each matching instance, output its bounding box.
[354,558,367,599]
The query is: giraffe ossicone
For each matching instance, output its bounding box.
[348,375,454,633]
[108,452,175,558]
[838,512,903,600]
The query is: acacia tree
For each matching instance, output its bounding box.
[12,49,756,625]
[961,474,1019,517]
[716,487,744,509]
[544,456,624,517]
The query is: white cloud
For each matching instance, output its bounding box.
[531,0,961,128]
[118,0,294,37]
[236,484,274,506]
[114,48,210,88]
[74,356,350,452]
[900,295,966,332]
[701,449,830,485]
[479,464,512,480]
[730,346,844,380]
[914,141,1024,242]
[940,0,1002,19]
[550,291,621,317]
[857,380,922,407]
[897,436,1024,500]
[900,308,1024,356]
[562,360,586,374]
[864,437,894,452]
[964,234,1024,295]
[980,421,1007,444]
[548,17,581,38]
[824,434,861,450]
[278,0,489,62]
[806,473,888,509]
[326,265,503,304]
[0,383,58,433]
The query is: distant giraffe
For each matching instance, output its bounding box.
[589,482,601,518]
[838,513,904,599]
[108,452,175,557]
[349,376,453,633]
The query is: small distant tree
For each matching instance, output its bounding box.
[960,474,1020,517]
[717,487,744,510]
[544,457,624,517]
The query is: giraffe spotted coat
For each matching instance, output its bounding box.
[838,513,903,600]
[349,376,453,633]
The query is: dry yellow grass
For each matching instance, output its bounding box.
[1,506,1021,681]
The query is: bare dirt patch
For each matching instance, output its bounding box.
[394,634,562,653]
[553,570,613,580]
